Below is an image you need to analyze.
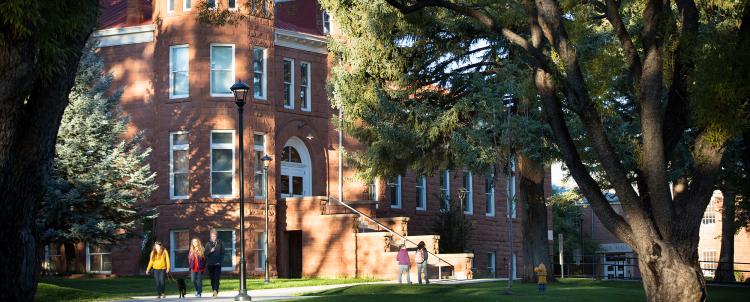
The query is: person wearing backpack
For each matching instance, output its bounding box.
[415,241,429,285]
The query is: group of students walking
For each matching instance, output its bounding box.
[145,229,226,298]
[395,241,431,285]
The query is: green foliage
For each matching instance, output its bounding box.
[431,195,473,253]
[550,189,600,261]
[38,45,158,246]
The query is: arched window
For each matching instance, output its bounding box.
[281,146,302,163]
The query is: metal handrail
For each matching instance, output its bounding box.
[326,196,456,278]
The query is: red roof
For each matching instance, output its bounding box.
[99,0,153,29]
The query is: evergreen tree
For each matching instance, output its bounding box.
[39,45,157,248]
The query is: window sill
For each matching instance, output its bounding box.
[170,196,189,201]
[416,207,426,211]
[211,94,234,98]
[172,268,189,272]
[211,195,236,199]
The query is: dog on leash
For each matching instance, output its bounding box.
[176,277,187,298]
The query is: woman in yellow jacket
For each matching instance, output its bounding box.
[146,241,171,298]
[534,263,548,293]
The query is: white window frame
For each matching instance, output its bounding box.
[254,230,267,271]
[488,252,496,278]
[440,170,450,210]
[169,45,189,99]
[322,12,331,34]
[216,228,237,271]
[170,131,189,199]
[283,58,295,109]
[167,0,175,13]
[370,177,379,203]
[702,201,716,224]
[210,44,235,97]
[485,174,495,216]
[463,170,473,215]
[253,47,267,100]
[183,0,191,11]
[299,61,312,111]
[254,132,266,199]
[85,244,112,274]
[228,0,237,10]
[170,229,189,272]
[507,157,517,219]
[389,175,402,209]
[210,130,235,198]
[416,175,427,211]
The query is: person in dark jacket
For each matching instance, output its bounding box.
[205,229,225,298]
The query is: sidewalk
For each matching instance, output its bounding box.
[119,278,504,301]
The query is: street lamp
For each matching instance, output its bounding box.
[457,187,468,254]
[261,154,272,283]
[230,80,252,301]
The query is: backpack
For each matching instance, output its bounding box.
[415,249,425,263]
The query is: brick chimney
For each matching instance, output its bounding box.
[126,0,144,26]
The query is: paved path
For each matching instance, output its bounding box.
[119,279,505,302]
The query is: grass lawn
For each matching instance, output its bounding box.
[298,278,750,302]
[36,276,379,301]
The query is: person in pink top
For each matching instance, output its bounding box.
[396,243,411,284]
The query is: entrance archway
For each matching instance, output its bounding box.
[279,136,312,197]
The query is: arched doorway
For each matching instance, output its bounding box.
[280,136,312,197]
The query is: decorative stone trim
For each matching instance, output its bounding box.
[92,24,155,47]
[274,28,327,54]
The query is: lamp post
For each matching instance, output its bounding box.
[458,187,468,253]
[261,154,272,283]
[230,80,251,301]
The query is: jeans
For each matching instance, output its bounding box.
[417,262,429,284]
[398,264,410,284]
[208,264,222,291]
[191,271,203,295]
[538,283,546,292]
[152,269,166,295]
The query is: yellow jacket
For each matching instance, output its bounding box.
[534,265,548,284]
[147,251,170,271]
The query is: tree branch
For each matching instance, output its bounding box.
[604,0,642,86]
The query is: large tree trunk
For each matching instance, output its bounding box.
[518,154,551,282]
[714,191,736,282]
[636,239,706,301]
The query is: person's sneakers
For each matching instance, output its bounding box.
[213,290,218,297]
[161,293,166,298]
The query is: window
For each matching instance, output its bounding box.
[86,244,112,274]
[211,131,234,197]
[253,47,267,99]
[167,0,175,12]
[507,157,516,219]
[170,131,189,199]
[216,229,236,270]
[207,0,215,8]
[183,0,191,10]
[210,44,235,96]
[701,250,718,277]
[702,202,716,224]
[228,0,236,9]
[463,171,473,214]
[368,178,379,202]
[485,174,495,216]
[511,252,517,279]
[389,176,402,208]
[254,133,266,198]
[283,59,294,109]
[440,170,450,210]
[300,62,311,111]
[169,45,189,98]
[254,231,266,271]
[170,230,190,271]
[416,175,426,211]
[487,252,496,278]
[44,243,63,273]
[322,12,331,34]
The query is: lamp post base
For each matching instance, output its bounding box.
[234,291,252,301]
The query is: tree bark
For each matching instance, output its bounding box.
[714,192,736,282]
[636,240,706,301]
[518,154,552,282]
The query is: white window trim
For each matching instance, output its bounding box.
[464,171,473,215]
[216,228,237,271]
[169,45,189,99]
[170,230,189,272]
[441,170,450,210]
[210,130,236,198]
[183,0,191,11]
[322,12,331,34]
[508,158,517,219]
[300,61,312,111]
[253,230,267,271]
[488,251,496,278]
[210,44,236,97]
[283,58,295,109]
[416,175,427,211]
[254,132,266,199]
[169,131,189,199]
[253,47,268,100]
[228,0,238,10]
[85,244,112,274]
[390,175,402,209]
[167,0,175,13]
[486,174,495,217]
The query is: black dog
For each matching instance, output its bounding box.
[176,277,187,298]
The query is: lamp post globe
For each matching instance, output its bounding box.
[230,79,252,301]
[260,155,272,283]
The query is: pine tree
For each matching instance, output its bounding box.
[39,45,157,248]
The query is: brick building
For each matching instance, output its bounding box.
[43,0,552,280]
